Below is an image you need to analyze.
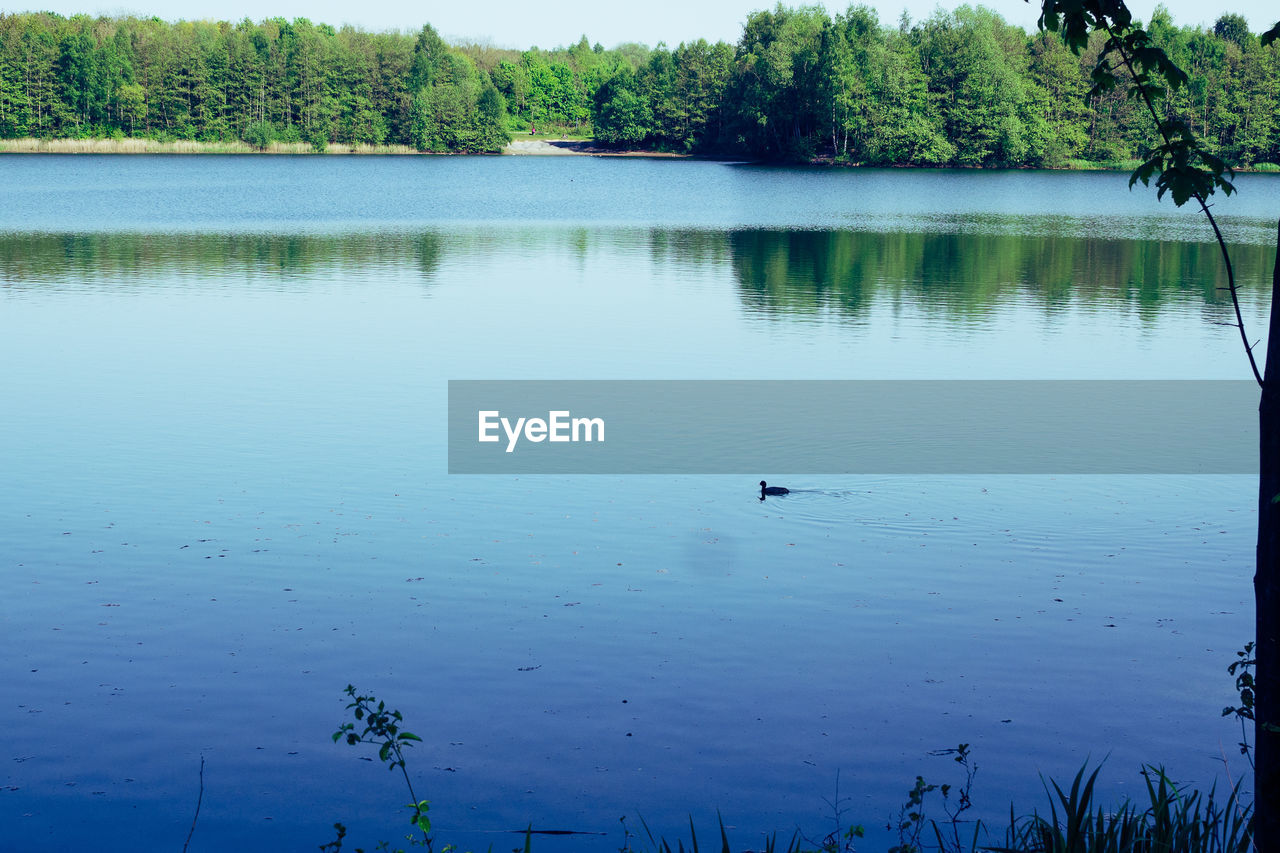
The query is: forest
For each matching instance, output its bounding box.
[0,4,1276,165]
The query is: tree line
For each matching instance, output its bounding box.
[0,5,1276,165]
[0,14,512,151]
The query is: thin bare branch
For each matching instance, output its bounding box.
[183,756,204,853]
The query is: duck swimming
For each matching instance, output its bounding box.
[760,480,789,496]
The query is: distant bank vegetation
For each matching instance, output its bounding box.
[0,5,1276,165]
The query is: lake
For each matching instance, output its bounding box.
[1,155,1276,852]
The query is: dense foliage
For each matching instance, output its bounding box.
[0,4,1277,164]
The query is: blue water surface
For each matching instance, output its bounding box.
[0,155,1272,852]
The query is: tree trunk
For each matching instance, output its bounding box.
[1257,219,1280,852]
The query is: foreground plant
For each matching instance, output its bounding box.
[321,690,1252,853]
[1223,642,1258,767]
[889,745,979,853]
[331,684,432,852]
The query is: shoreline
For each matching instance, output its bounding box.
[1,137,1274,173]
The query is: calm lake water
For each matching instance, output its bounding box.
[1,155,1277,852]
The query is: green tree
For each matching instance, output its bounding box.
[474,81,511,151]
[817,5,950,165]
[1214,13,1252,50]
[727,3,829,158]
[0,14,36,135]
[913,6,1039,166]
[522,52,556,127]
[592,70,652,146]
[369,30,414,145]
[1218,35,1278,165]
[868,28,953,164]
[288,19,336,146]
[641,46,684,146]
[55,16,95,133]
[331,26,386,145]
[822,5,879,160]
[491,59,530,121]
[223,20,266,137]
[1025,30,1089,166]
[408,23,446,91]
[116,80,145,134]
[671,39,734,150]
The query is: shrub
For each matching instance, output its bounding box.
[243,120,275,151]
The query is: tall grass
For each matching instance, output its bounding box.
[990,766,1252,853]
[0,137,421,155]
[0,137,252,154]
[1063,157,1278,173]
[621,766,1252,853]
[1064,158,1145,172]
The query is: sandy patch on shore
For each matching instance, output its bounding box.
[505,139,575,155]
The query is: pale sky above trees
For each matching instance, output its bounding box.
[1,0,1272,49]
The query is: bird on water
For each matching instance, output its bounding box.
[760,480,789,497]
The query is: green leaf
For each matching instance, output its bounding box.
[1129,156,1160,188]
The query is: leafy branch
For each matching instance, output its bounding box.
[1223,642,1258,768]
[333,684,432,851]
[1033,0,1262,386]
[888,744,982,853]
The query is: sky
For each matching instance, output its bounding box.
[1,0,1274,49]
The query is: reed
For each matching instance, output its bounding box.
[0,137,424,155]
